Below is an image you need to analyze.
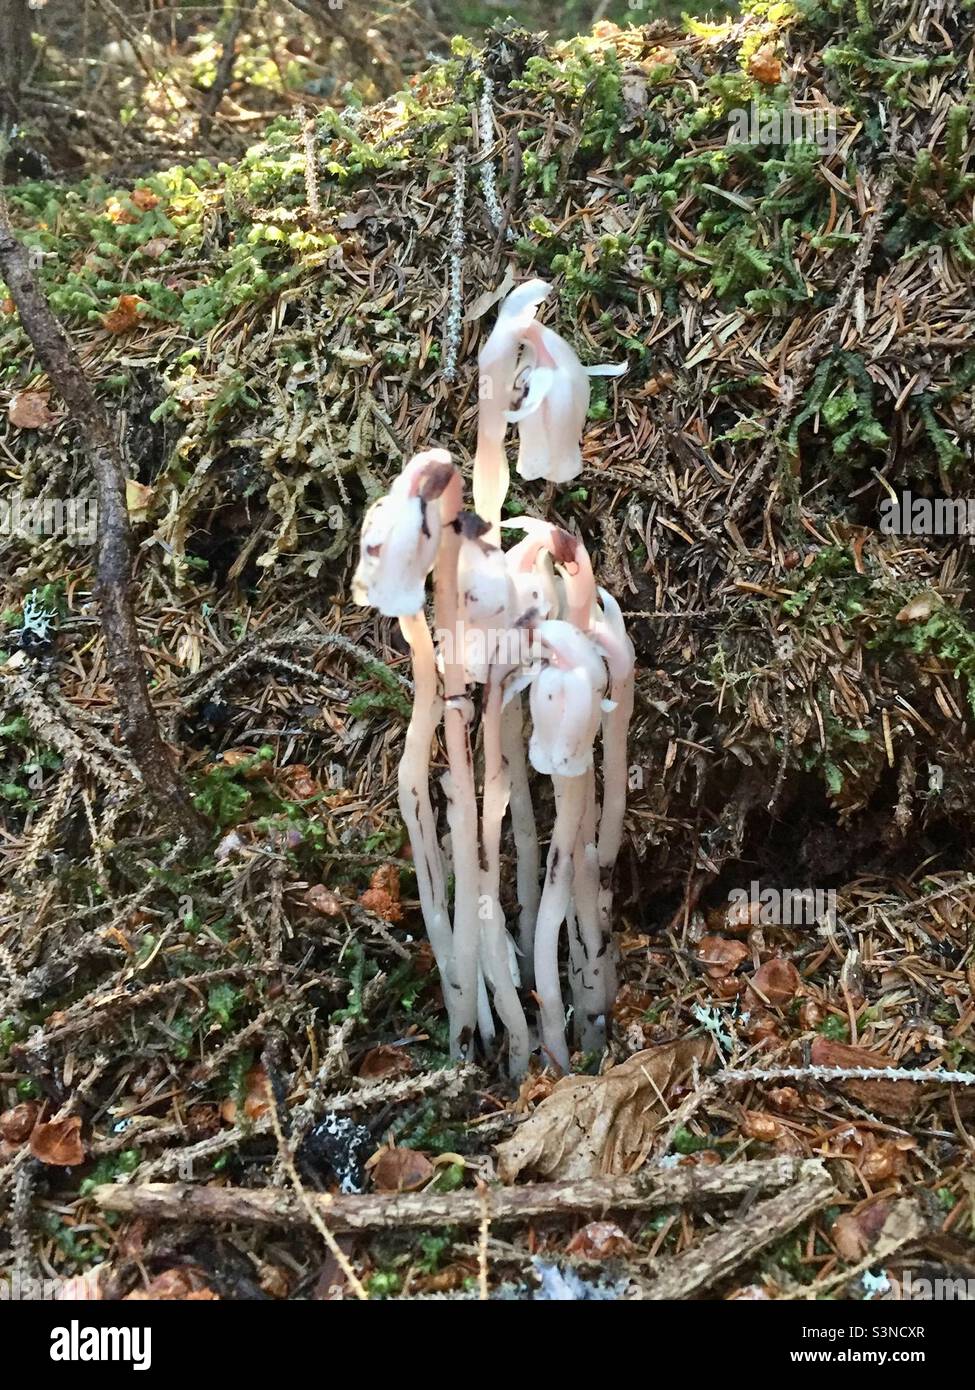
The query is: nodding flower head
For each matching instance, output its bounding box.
[528,620,607,777]
[504,517,595,629]
[352,450,455,617]
[592,587,636,684]
[506,323,626,485]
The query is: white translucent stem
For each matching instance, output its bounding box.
[534,772,586,1072]
[472,435,508,546]
[597,665,635,1004]
[476,965,496,1051]
[502,694,540,982]
[396,614,455,1012]
[569,766,606,1053]
[481,666,531,1075]
[443,767,495,1053]
[434,491,480,1060]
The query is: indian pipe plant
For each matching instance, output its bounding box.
[353,279,633,1075]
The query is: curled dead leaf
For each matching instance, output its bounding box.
[696,935,749,978]
[30,1115,85,1166]
[360,865,403,922]
[8,390,58,430]
[305,883,343,918]
[0,1102,39,1144]
[131,187,160,212]
[565,1221,634,1260]
[371,1146,434,1192]
[748,45,782,84]
[125,478,153,522]
[896,590,942,625]
[747,956,800,1005]
[831,1200,891,1262]
[497,1039,707,1183]
[101,294,143,334]
[357,1044,414,1080]
[141,236,174,260]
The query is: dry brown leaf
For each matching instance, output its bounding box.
[747,956,800,1005]
[8,390,57,430]
[832,1211,870,1262]
[360,864,403,922]
[371,1146,434,1192]
[279,763,318,799]
[125,478,153,522]
[496,1039,707,1183]
[748,45,782,84]
[896,591,942,625]
[565,1221,634,1259]
[305,884,343,918]
[696,935,749,978]
[30,1115,85,1166]
[101,294,142,334]
[357,1044,414,1080]
[125,1268,218,1300]
[464,267,516,323]
[131,187,160,211]
[0,1102,38,1144]
[141,236,174,260]
[219,1065,270,1124]
[810,1038,916,1119]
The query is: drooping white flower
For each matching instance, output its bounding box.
[528,620,607,777]
[507,322,626,484]
[504,517,596,629]
[352,450,454,617]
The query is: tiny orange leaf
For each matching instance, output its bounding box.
[371,1146,433,1192]
[8,390,57,430]
[748,46,782,85]
[30,1115,85,1166]
[101,294,142,334]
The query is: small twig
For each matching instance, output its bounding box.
[637,1164,836,1300]
[93,1156,825,1232]
[717,1064,975,1086]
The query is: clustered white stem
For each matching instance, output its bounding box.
[353,280,633,1075]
